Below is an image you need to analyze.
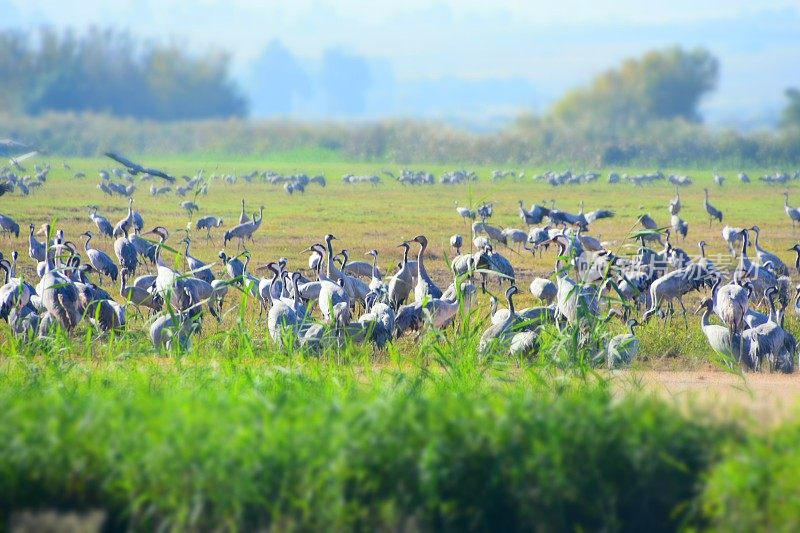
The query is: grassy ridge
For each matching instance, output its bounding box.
[0,355,734,531]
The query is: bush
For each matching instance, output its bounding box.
[0,358,733,531]
[703,421,800,532]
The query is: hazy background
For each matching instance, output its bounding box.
[3,0,799,130]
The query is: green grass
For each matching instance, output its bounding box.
[0,353,737,531]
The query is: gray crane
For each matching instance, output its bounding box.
[696,298,758,370]
[668,187,681,215]
[119,268,161,313]
[783,192,800,229]
[642,264,706,326]
[0,213,20,238]
[238,199,250,225]
[388,242,415,309]
[518,200,549,225]
[411,235,442,302]
[710,275,748,334]
[89,207,114,238]
[81,231,119,284]
[450,234,463,255]
[195,215,223,242]
[607,319,640,369]
[703,188,723,226]
[182,237,215,284]
[180,201,199,216]
[113,198,135,237]
[113,227,139,276]
[750,225,788,275]
[478,286,519,353]
[27,224,46,261]
[529,277,556,305]
[39,226,81,332]
[223,205,264,249]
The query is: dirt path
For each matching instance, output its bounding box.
[618,370,800,425]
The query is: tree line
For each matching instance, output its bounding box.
[0,27,246,120]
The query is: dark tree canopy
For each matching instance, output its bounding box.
[781,88,800,132]
[0,27,247,120]
[551,47,719,130]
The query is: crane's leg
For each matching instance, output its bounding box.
[678,297,688,329]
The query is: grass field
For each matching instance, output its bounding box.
[2,156,800,530]
[1,156,797,363]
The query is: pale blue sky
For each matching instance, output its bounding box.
[3,0,799,126]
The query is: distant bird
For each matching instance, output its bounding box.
[454,202,476,221]
[668,187,681,215]
[238,199,250,225]
[195,215,223,242]
[0,213,20,238]
[104,152,175,182]
[703,188,723,226]
[450,234,463,255]
[180,201,199,215]
[713,173,725,187]
[722,225,745,257]
[671,214,688,240]
[783,192,800,229]
[518,201,549,225]
[738,172,750,184]
[224,206,264,249]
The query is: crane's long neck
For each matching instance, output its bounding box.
[768,293,777,323]
[292,275,301,307]
[555,241,567,275]
[507,291,515,315]
[371,254,378,279]
[325,240,334,277]
[752,229,763,252]
[402,246,409,267]
[741,232,749,258]
[701,306,712,328]
[795,249,800,272]
[83,235,92,251]
[699,242,706,258]
[416,243,425,276]
[154,243,165,268]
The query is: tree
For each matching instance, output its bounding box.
[551,47,718,132]
[0,27,247,120]
[781,88,800,132]
[320,48,371,115]
[248,40,311,116]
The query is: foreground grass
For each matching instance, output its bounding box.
[0,353,735,532]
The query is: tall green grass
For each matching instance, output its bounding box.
[0,353,735,532]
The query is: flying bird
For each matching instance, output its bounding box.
[104,152,175,182]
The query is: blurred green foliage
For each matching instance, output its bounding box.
[0,27,246,120]
[0,356,734,531]
[551,47,718,133]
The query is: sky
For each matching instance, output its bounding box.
[3,0,800,128]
